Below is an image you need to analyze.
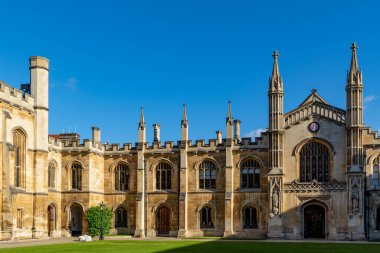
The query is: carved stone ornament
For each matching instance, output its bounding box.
[349,175,362,216]
[270,177,282,215]
[284,179,346,193]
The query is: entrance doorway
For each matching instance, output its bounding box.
[157,206,170,235]
[70,204,83,236]
[47,205,56,237]
[304,204,325,238]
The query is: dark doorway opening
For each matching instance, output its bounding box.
[304,204,325,238]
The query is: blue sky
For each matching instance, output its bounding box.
[0,1,379,144]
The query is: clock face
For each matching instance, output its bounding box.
[308,122,320,133]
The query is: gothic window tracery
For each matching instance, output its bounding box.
[240,159,260,189]
[373,157,380,187]
[13,129,26,188]
[71,162,83,190]
[200,206,214,229]
[299,141,329,182]
[156,162,171,190]
[48,162,56,189]
[243,205,258,229]
[199,160,216,190]
[115,206,127,228]
[115,163,129,191]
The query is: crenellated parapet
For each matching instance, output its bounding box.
[0,80,35,112]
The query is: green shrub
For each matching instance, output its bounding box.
[86,206,112,237]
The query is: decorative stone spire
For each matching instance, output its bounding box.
[347,42,362,86]
[181,104,188,128]
[269,50,283,92]
[138,107,146,143]
[226,101,233,125]
[138,107,145,130]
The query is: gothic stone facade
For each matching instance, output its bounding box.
[1,44,380,241]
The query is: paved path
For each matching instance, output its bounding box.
[0,236,379,249]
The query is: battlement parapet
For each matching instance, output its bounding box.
[0,81,35,112]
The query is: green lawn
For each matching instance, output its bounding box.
[1,240,380,253]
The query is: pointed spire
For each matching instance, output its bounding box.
[181,104,188,127]
[138,107,145,130]
[272,50,280,77]
[347,42,362,86]
[269,50,283,92]
[226,101,233,125]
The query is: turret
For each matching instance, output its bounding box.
[30,56,49,151]
[234,119,241,141]
[346,42,364,170]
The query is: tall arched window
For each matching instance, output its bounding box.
[115,163,129,191]
[240,159,260,188]
[115,206,127,228]
[48,162,56,189]
[373,157,380,187]
[243,205,258,229]
[299,141,329,182]
[13,129,26,188]
[72,162,83,190]
[200,206,214,228]
[199,160,216,190]
[156,162,171,190]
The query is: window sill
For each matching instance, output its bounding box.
[70,189,82,192]
[48,188,59,192]
[200,227,215,230]
[153,190,175,193]
[197,189,218,193]
[113,190,130,194]
[237,188,261,192]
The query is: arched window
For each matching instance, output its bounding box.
[299,141,329,182]
[115,163,129,191]
[240,159,260,188]
[13,129,26,188]
[115,207,127,228]
[243,206,258,229]
[200,206,214,229]
[156,162,171,190]
[373,157,380,187]
[72,163,82,190]
[377,207,380,230]
[199,160,216,190]
[48,162,56,189]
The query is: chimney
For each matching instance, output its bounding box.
[153,123,160,142]
[216,130,223,145]
[234,119,241,140]
[91,126,101,145]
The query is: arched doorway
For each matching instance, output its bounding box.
[304,204,325,238]
[47,204,56,237]
[156,206,170,235]
[70,204,83,236]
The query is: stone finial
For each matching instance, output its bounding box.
[138,107,145,130]
[347,42,361,85]
[269,50,283,92]
[181,104,188,128]
[29,56,49,70]
[226,101,233,125]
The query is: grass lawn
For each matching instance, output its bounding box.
[1,240,380,253]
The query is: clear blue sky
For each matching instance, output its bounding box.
[0,1,379,144]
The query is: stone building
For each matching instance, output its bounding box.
[1,43,380,241]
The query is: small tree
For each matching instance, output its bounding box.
[86,206,112,237]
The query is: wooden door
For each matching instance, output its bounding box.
[157,206,170,235]
[304,204,325,238]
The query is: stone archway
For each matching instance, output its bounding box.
[47,204,56,237]
[303,204,326,238]
[70,204,83,236]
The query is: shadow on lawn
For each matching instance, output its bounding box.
[148,239,380,253]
